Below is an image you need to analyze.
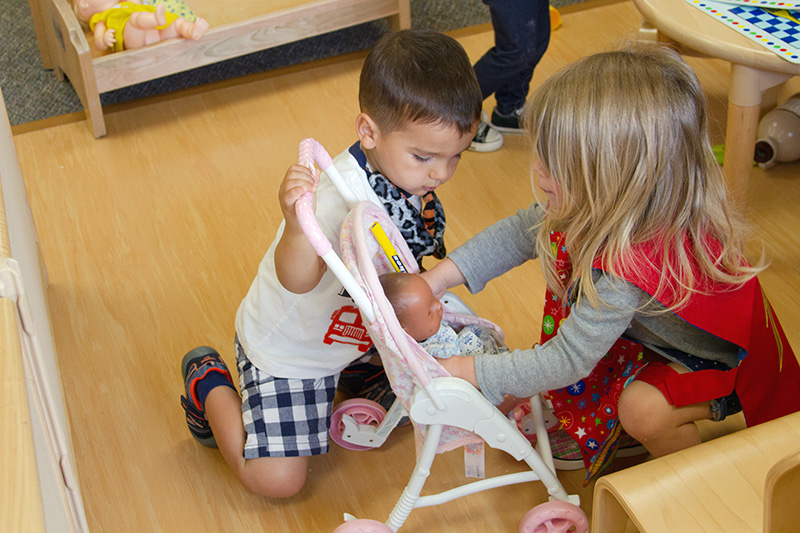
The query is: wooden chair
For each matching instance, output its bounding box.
[591,410,800,533]
[764,449,800,533]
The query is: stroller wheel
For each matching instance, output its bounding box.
[333,518,392,532]
[330,399,387,451]
[519,500,588,533]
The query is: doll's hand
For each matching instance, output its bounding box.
[155,2,167,26]
[102,29,117,49]
[279,164,318,226]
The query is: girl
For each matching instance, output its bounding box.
[421,44,800,481]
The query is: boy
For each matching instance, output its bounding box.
[179,29,482,498]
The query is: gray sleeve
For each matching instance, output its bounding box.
[448,203,545,294]
[474,271,639,404]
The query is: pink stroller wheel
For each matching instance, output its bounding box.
[330,398,387,451]
[519,500,589,533]
[333,518,393,533]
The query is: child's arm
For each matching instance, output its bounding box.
[275,164,326,293]
[420,258,466,298]
[438,355,478,387]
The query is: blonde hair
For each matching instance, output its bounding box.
[526,43,764,311]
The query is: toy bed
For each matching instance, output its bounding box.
[26,0,410,138]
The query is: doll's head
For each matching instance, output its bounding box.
[379,272,443,342]
[73,0,118,24]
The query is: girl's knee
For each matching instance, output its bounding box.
[241,456,308,498]
[618,381,673,439]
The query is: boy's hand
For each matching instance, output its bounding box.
[279,164,318,227]
[275,164,325,294]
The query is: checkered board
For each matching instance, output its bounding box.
[686,0,800,63]
[712,0,800,10]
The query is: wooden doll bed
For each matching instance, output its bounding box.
[27,0,410,138]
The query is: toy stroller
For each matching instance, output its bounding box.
[294,138,588,532]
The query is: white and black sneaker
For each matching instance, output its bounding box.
[490,107,525,134]
[469,111,504,152]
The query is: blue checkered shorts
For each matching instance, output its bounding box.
[235,338,338,458]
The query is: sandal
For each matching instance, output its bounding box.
[180,346,233,448]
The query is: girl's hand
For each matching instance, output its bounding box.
[420,258,466,298]
[279,164,318,227]
[438,355,479,388]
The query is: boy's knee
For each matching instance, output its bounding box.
[241,457,308,498]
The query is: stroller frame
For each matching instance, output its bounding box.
[294,139,587,532]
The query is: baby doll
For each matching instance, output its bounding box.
[379,272,505,358]
[74,0,209,53]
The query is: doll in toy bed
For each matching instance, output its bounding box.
[73,0,209,53]
[379,272,507,359]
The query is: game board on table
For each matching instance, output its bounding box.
[686,0,800,63]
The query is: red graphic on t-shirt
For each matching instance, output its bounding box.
[323,305,372,352]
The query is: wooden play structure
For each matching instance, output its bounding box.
[592,411,800,532]
[1,88,88,531]
[25,0,410,138]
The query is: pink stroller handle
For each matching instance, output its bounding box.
[295,138,336,256]
[299,136,335,170]
[294,138,375,323]
[296,138,363,256]
[295,194,331,257]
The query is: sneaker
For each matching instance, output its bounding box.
[180,346,233,448]
[490,107,524,134]
[469,111,504,152]
[338,358,410,426]
[338,360,396,412]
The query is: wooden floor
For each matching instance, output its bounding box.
[10,0,800,530]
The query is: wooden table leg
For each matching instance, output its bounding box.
[723,101,761,207]
[724,65,792,208]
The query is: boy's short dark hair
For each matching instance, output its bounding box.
[359,29,482,136]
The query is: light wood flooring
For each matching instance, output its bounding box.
[11,0,800,530]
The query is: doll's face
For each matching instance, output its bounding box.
[393,274,443,342]
[77,0,118,20]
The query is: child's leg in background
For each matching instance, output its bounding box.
[472,0,551,116]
